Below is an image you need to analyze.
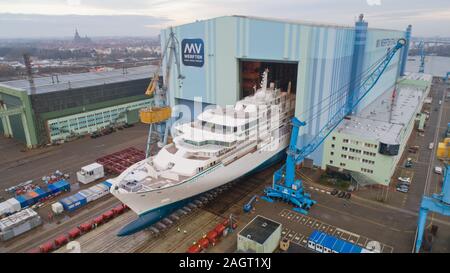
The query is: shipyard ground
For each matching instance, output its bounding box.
[0,124,150,252]
[1,79,449,253]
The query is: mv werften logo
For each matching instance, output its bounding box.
[182,38,204,67]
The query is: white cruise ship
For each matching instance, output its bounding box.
[110,70,295,235]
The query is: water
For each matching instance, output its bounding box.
[406,55,450,77]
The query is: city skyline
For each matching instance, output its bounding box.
[0,0,449,38]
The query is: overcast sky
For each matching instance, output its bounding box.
[0,0,449,38]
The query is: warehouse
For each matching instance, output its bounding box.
[321,73,432,185]
[237,215,281,253]
[0,66,157,147]
[161,15,408,165]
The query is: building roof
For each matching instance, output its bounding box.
[0,65,157,95]
[239,215,281,245]
[178,15,404,33]
[336,73,431,144]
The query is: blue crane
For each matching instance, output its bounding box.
[415,165,450,252]
[263,39,406,214]
[243,195,258,213]
[418,40,425,73]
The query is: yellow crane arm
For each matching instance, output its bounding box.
[145,73,159,96]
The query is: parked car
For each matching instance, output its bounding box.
[398,177,411,183]
[434,166,443,174]
[429,142,434,150]
[396,187,409,193]
[344,192,351,200]
[405,160,413,168]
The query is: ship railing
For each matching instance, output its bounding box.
[221,140,258,166]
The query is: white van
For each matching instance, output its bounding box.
[434,166,443,174]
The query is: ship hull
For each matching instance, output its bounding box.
[116,143,288,236]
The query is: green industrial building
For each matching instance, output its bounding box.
[321,73,432,186]
[0,66,157,147]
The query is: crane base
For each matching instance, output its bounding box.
[263,186,316,215]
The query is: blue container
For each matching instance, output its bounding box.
[15,195,29,209]
[60,193,87,212]
[47,184,58,195]
[102,181,112,189]
[25,192,39,206]
[34,188,48,199]
[52,179,71,192]
[333,239,345,253]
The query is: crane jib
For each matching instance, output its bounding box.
[264,39,405,215]
[291,39,405,166]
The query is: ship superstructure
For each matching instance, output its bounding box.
[110,70,295,235]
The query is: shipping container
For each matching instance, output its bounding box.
[199,238,209,249]
[0,209,42,241]
[187,244,202,253]
[0,203,10,216]
[214,224,225,236]
[60,194,87,212]
[25,192,39,205]
[79,222,93,232]
[47,184,58,195]
[68,227,81,239]
[34,188,48,199]
[102,210,114,221]
[8,198,21,212]
[112,204,125,215]
[27,248,41,253]
[50,180,71,192]
[207,230,218,241]
[51,202,64,214]
[54,234,69,247]
[39,242,54,253]
[27,191,39,199]
[93,215,104,226]
[77,163,104,184]
[102,181,112,188]
[96,183,110,191]
[14,195,29,209]
[79,189,95,202]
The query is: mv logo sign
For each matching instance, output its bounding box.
[181,38,204,67]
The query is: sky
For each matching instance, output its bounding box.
[0,0,449,38]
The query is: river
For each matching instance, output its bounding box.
[406,55,450,77]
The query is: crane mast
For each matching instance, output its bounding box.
[140,28,184,158]
[263,39,406,214]
[418,40,425,73]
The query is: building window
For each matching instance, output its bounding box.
[349,148,361,154]
[341,154,347,159]
[340,163,346,167]
[330,160,334,164]
[331,144,335,148]
[361,168,374,174]
[330,152,334,156]
[342,146,348,151]
[332,136,336,141]
[363,151,376,157]
[343,139,349,143]
[362,159,375,165]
